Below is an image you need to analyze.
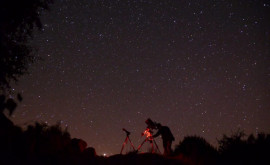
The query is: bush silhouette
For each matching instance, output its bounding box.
[174,136,219,165]
[218,130,270,165]
[0,120,98,165]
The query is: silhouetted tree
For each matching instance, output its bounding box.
[0,94,22,116]
[0,0,53,90]
[218,129,246,153]
[0,0,53,128]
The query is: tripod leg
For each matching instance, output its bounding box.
[151,141,154,153]
[153,139,161,154]
[127,136,135,151]
[120,137,128,154]
[137,138,147,152]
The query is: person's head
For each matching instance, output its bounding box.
[156,123,162,129]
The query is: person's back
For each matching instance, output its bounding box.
[159,126,174,142]
[153,123,175,155]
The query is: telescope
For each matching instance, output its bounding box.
[145,118,157,130]
[137,118,161,153]
[120,118,161,154]
[120,128,135,154]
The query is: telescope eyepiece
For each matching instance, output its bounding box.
[145,118,157,129]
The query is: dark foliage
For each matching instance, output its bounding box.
[0,120,97,165]
[0,0,53,90]
[106,153,183,165]
[0,94,22,116]
[174,136,219,165]
[218,130,270,165]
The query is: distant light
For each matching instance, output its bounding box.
[103,153,107,157]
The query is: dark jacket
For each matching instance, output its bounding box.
[153,126,175,142]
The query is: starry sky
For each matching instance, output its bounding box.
[10,0,270,155]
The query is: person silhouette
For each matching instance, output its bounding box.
[153,123,175,155]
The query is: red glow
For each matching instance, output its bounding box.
[142,128,153,140]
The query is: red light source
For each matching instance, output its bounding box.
[142,128,153,139]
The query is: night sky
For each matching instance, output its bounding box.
[10,0,270,155]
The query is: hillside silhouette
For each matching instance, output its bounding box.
[1,106,270,165]
[1,95,269,165]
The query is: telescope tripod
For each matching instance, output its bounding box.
[137,137,161,154]
[120,128,135,154]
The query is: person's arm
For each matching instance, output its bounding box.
[153,129,161,138]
